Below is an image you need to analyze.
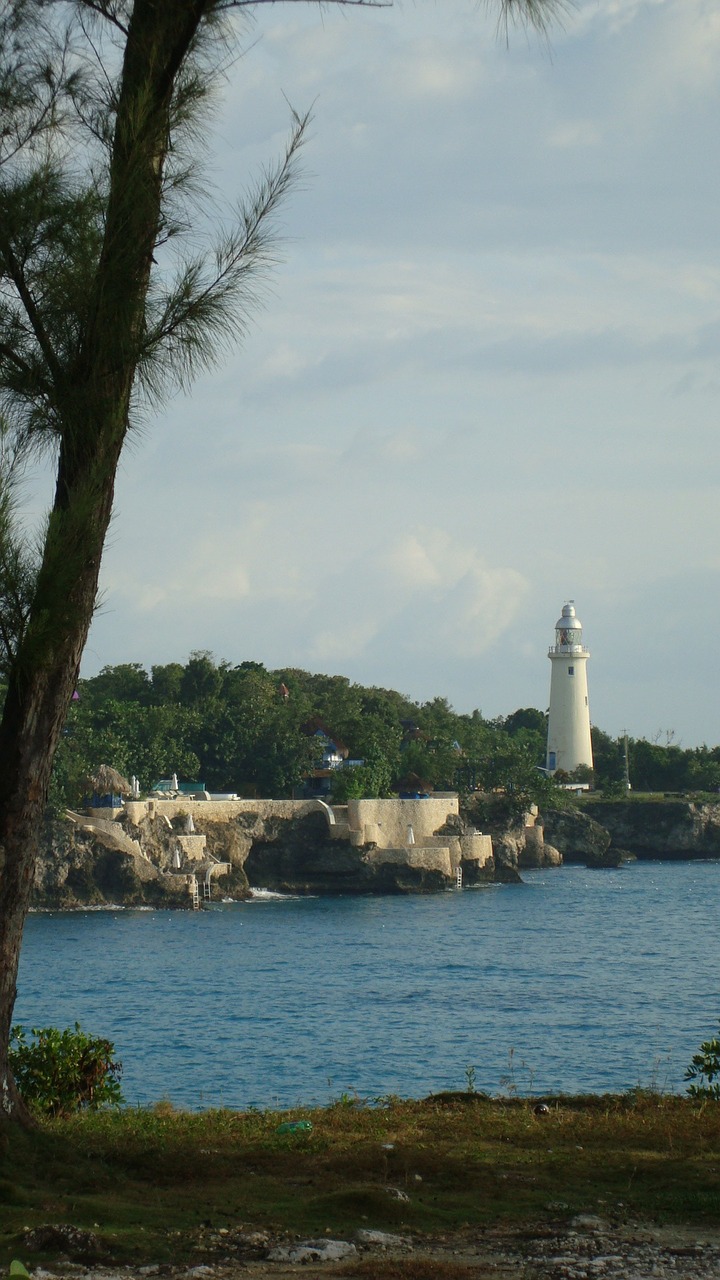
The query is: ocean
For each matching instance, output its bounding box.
[15,859,720,1109]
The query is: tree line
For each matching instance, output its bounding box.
[38,653,720,810]
[46,653,550,809]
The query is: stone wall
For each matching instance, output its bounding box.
[345,795,459,848]
[119,797,319,825]
[70,792,499,902]
[365,845,454,876]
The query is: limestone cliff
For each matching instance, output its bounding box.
[33,798,502,908]
[581,799,720,860]
[34,817,190,909]
[42,789,676,909]
[540,807,621,868]
[242,811,456,895]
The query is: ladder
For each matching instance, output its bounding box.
[455,865,463,890]
[203,871,212,902]
[190,875,200,910]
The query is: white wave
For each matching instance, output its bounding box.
[30,903,127,913]
[248,887,314,901]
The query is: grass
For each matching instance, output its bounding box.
[0,1093,719,1267]
[578,792,720,805]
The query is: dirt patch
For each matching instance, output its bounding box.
[17,1222,720,1280]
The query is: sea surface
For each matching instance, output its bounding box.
[15,860,720,1109]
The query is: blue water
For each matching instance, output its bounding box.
[15,861,720,1109]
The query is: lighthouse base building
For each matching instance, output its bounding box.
[546,602,593,775]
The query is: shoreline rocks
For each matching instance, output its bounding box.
[583,798,720,860]
[33,795,720,909]
[540,808,621,868]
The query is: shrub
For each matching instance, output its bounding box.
[9,1023,124,1117]
[685,1023,720,1100]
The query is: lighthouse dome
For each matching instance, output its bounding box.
[555,602,582,631]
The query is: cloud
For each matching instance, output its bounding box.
[546,120,603,149]
[73,0,720,749]
[304,529,529,667]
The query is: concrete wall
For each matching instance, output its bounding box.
[121,797,320,825]
[175,833,207,862]
[89,794,496,881]
[365,845,454,877]
[117,795,462,854]
[345,795,459,849]
[461,832,493,865]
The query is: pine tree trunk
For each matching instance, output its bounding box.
[0,441,121,1125]
[0,0,210,1128]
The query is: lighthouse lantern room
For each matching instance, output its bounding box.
[546,602,593,775]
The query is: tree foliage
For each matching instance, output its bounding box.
[591,726,720,795]
[51,653,563,808]
[685,1023,720,1101]
[9,1023,123,1117]
[51,652,720,810]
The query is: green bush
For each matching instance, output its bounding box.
[9,1023,124,1117]
[685,1023,720,1100]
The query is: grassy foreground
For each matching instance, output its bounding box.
[1,1093,719,1266]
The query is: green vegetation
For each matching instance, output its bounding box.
[50,657,558,811]
[591,727,720,794]
[9,1025,123,1118]
[0,1095,718,1266]
[685,1024,720,1101]
[2,1023,717,1261]
[5,656,719,816]
[42,656,720,813]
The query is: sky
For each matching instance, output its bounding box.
[78,0,720,747]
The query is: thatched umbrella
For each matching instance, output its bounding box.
[83,764,132,797]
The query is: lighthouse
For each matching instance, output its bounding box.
[546,602,593,775]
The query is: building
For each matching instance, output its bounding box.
[546,602,593,776]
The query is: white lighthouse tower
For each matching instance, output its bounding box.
[546,602,593,775]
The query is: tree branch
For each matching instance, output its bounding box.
[76,1,130,35]
[139,109,309,386]
[0,241,62,385]
[213,1,391,8]
[0,341,33,379]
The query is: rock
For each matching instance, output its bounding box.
[519,838,562,868]
[355,1229,410,1247]
[541,808,619,867]
[267,1239,357,1263]
[491,833,524,883]
[569,1215,612,1232]
[244,812,463,896]
[21,1225,104,1260]
[584,799,720,860]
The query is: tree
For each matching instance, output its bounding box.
[0,0,561,1127]
[80,663,152,708]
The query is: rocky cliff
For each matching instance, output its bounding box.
[581,799,720,860]
[33,803,509,908]
[540,807,621,868]
[34,817,191,909]
[540,798,720,866]
[41,793,717,908]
